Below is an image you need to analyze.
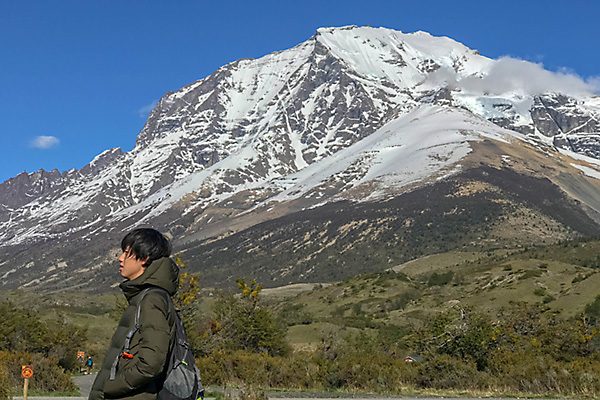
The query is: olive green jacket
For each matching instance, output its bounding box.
[89,257,179,400]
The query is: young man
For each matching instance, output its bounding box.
[89,228,179,400]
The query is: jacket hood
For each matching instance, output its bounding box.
[120,257,179,300]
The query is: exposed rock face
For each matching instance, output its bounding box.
[0,169,69,209]
[567,135,600,159]
[531,93,599,137]
[528,93,600,156]
[1,26,600,291]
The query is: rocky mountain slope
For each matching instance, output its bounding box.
[1,26,600,291]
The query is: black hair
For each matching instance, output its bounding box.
[121,228,172,267]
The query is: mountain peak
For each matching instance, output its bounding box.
[311,25,489,91]
[80,147,124,175]
[2,26,600,291]
[315,25,360,34]
[316,25,403,36]
[314,25,474,54]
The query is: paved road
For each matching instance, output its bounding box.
[14,374,563,400]
[73,372,96,397]
[14,397,560,400]
[13,397,86,400]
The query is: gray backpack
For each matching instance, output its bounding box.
[111,287,204,400]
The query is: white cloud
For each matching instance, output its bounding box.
[30,135,60,149]
[426,56,600,97]
[138,100,158,118]
[587,76,600,93]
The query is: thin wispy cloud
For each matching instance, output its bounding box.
[588,76,600,92]
[138,100,158,118]
[30,135,60,149]
[426,56,600,96]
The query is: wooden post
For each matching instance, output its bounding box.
[23,377,29,400]
[21,365,33,400]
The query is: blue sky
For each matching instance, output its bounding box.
[1,0,598,183]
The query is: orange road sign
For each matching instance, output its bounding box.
[21,365,33,379]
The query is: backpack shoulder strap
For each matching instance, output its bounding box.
[126,288,157,347]
[109,287,170,380]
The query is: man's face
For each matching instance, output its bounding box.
[118,248,147,280]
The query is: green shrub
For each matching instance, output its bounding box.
[385,290,420,311]
[278,304,313,326]
[0,351,77,393]
[427,271,454,286]
[585,295,600,326]
[415,354,490,389]
[190,280,289,357]
[542,295,555,304]
[0,302,87,372]
[519,269,544,280]
[0,302,51,353]
[317,349,415,391]
[489,350,571,394]
[416,309,497,370]
[566,358,600,397]
[198,350,319,389]
[0,361,12,400]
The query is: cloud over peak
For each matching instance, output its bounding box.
[426,56,600,97]
[30,135,60,149]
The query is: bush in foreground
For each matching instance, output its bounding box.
[0,362,11,400]
[0,351,77,394]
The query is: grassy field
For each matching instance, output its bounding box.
[265,241,600,348]
[1,238,599,355]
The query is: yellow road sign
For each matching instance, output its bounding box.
[21,365,33,379]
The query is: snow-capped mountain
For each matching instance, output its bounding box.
[2,26,600,290]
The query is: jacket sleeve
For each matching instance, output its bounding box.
[103,292,171,397]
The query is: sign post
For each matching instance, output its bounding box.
[77,351,85,373]
[21,365,33,400]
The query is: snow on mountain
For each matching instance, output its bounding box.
[120,26,498,203]
[107,105,511,224]
[1,26,600,287]
[317,26,491,84]
[268,105,513,203]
